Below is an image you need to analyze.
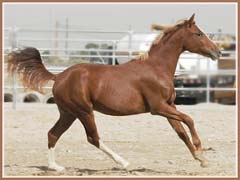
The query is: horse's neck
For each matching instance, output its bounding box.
[148,33,185,78]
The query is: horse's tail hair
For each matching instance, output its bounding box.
[7,47,56,94]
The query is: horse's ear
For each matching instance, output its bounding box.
[188,13,195,27]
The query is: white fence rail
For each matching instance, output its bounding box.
[3,27,236,109]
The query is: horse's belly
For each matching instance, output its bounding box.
[92,88,148,116]
[93,102,147,116]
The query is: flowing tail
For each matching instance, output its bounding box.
[7,47,56,93]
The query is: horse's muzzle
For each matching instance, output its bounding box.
[209,50,221,60]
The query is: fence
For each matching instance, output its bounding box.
[3,27,236,109]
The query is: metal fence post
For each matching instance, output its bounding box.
[206,59,211,103]
[9,27,18,109]
[12,72,17,109]
[112,40,116,65]
[65,18,69,59]
[128,30,133,59]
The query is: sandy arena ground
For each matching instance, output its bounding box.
[3,103,237,177]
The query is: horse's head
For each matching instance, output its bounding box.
[182,14,221,60]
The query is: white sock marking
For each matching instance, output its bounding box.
[48,147,65,172]
[99,140,129,168]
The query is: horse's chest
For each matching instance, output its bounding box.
[141,79,174,104]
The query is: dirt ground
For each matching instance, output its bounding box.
[3,103,237,177]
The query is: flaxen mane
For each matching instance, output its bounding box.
[135,19,188,61]
[152,19,188,45]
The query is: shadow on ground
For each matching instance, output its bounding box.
[28,165,168,176]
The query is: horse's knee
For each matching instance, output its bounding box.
[48,131,59,148]
[193,138,201,148]
[87,136,100,148]
[181,114,194,127]
[187,118,194,127]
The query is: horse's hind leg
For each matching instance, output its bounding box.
[48,108,76,171]
[78,111,129,168]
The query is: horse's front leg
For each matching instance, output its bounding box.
[151,102,207,167]
[168,104,202,151]
[167,117,195,156]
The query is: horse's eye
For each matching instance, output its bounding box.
[196,31,203,37]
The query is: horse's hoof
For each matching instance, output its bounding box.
[48,163,65,172]
[200,160,208,168]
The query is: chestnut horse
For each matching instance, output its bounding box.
[7,14,220,171]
